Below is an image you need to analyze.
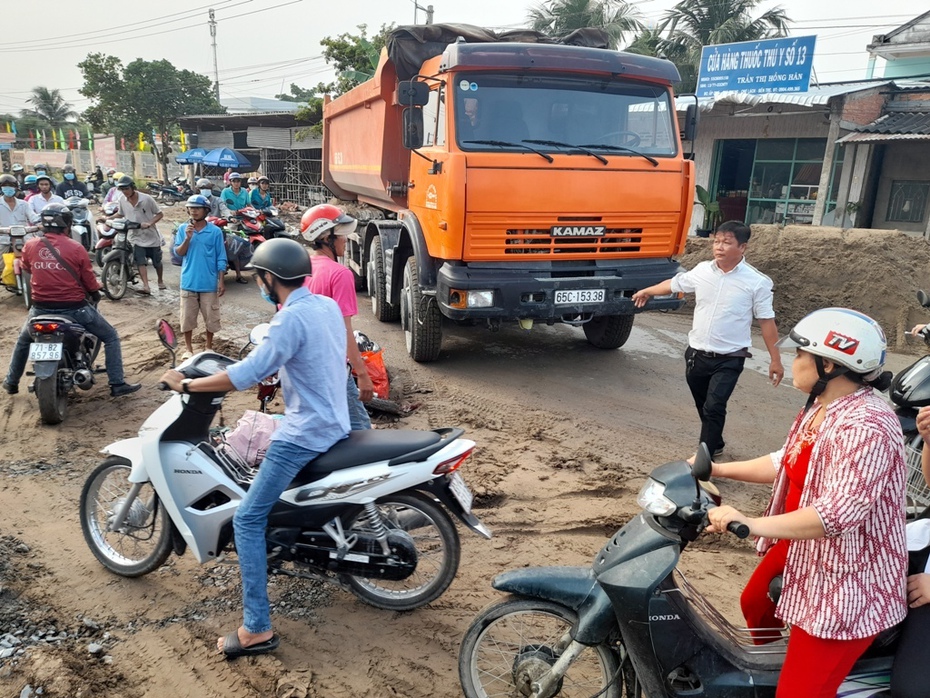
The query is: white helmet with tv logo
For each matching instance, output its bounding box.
[777,307,886,376]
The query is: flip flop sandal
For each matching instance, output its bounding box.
[136,288,151,295]
[235,278,249,284]
[220,631,280,659]
[158,283,167,290]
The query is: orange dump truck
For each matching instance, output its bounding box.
[323,25,694,362]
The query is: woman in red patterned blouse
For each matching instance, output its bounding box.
[707,308,907,698]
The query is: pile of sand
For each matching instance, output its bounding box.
[679,225,930,352]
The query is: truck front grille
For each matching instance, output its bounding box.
[504,228,643,255]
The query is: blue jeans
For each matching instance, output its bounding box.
[347,371,371,430]
[5,304,126,387]
[233,439,320,634]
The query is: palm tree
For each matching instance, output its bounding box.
[660,0,791,92]
[528,0,643,50]
[20,87,78,128]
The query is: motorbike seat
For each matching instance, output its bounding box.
[290,429,443,486]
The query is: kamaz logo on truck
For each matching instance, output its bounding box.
[550,225,606,237]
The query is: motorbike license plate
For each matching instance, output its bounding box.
[29,342,63,361]
[555,289,605,305]
[449,472,474,513]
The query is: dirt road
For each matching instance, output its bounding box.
[0,230,917,696]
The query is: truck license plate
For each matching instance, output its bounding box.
[449,472,473,513]
[29,343,63,361]
[555,289,605,305]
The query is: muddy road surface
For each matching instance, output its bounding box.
[0,250,910,697]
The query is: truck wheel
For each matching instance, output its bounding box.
[401,257,442,362]
[369,237,399,322]
[583,314,634,350]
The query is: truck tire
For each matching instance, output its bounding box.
[583,314,634,350]
[401,257,442,362]
[369,236,399,322]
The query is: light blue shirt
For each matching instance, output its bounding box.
[174,221,227,292]
[227,287,350,452]
[250,189,272,209]
[221,186,249,215]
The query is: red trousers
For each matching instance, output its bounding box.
[742,541,876,696]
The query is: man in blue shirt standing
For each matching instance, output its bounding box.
[174,195,227,358]
[159,237,349,659]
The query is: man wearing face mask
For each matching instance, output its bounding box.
[29,175,65,215]
[56,165,89,199]
[32,164,57,187]
[158,237,348,660]
[196,177,222,217]
[0,175,39,226]
[173,195,226,359]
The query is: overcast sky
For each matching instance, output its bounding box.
[1,0,923,117]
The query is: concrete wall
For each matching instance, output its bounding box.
[871,142,930,234]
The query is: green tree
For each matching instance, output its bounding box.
[528,0,643,49]
[20,87,78,128]
[78,53,224,174]
[319,23,394,95]
[275,83,319,103]
[660,0,791,92]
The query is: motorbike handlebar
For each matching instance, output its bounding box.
[727,521,750,539]
[157,381,171,391]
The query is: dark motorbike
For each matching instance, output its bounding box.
[63,196,95,252]
[28,313,103,424]
[101,218,141,300]
[889,289,930,516]
[459,445,896,697]
[148,177,192,206]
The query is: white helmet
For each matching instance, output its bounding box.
[778,308,886,376]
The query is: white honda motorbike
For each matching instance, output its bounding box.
[79,320,490,611]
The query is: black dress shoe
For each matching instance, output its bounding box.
[2,381,18,395]
[110,382,141,397]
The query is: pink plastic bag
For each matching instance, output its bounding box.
[224,410,279,466]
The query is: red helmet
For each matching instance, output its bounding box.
[300,204,355,244]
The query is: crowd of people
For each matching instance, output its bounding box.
[2,158,929,693]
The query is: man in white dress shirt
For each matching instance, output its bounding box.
[632,221,783,456]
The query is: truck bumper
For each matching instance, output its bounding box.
[436,259,684,321]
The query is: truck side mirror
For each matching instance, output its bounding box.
[396,81,430,107]
[683,103,698,145]
[403,107,425,149]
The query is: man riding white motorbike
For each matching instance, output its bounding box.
[159,237,353,658]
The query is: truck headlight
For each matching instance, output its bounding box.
[636,479,677,516]
[449,289,494,309]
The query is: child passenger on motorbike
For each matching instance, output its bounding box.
[159,238,350,659]
[706,308,907,698]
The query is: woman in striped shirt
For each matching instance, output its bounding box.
[708,308,907,698]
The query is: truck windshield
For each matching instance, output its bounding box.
[454,73,677,158]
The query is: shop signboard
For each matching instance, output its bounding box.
[697,35,817,98]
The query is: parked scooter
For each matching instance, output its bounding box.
[63,196,95,252]
[100,218,141,300]
[147,177,192,206]
[0,224,41,308]
[79,320,491,611]
[459,445,896,697]
[26,311,103,424]
[890,288,930,516]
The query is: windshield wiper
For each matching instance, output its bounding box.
[462,140,554,163]
[576,144,659,167]
[522,139,608,165]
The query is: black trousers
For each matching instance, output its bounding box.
[890,549,930,698]
[684,347,745,454]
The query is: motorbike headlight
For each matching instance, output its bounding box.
[636,478,677,517]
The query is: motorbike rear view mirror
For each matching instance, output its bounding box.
[918,290,930,308]
[249,323,271,346]
[691,443,713,482]
[157,319,178,367]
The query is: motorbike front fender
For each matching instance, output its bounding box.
[102,248,125,265]
[100,437,148,482]
[493,566,617,645]
[33,360,59,379]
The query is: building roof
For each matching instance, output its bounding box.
[838,111,930,143]
[868,10,930,53]
[220,96,300,114]
[676,81,893,112]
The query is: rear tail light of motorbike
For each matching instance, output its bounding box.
[32,322,61,333]
[433,447,474,475]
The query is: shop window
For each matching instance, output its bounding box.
[746,138,833,225]
[887,181,929,224]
